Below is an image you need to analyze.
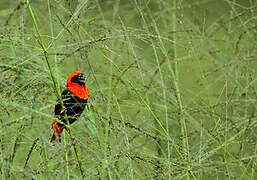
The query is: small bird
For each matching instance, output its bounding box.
[51,71,89,143]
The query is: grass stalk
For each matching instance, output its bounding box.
[47,1,70,179]
[25,0,84,178]
[131,0,193,178]
[113,94,134,179]
[102,53,183,158]
[143,3,171,178]
[171,1,190,178]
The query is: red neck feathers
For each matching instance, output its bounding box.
[66,71,89,100]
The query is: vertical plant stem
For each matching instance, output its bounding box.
[103,37,114,180]
[172,0,190,178]
[94,1,113,178]
[0,135,4,179]
[26,0,85,179]
[113,94,134,178]
[63,132,70,180]
[102,54,184,160]
[47,0,70,178]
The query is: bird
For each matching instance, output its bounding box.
[50,71,89,143]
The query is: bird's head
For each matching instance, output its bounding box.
[70,72,86,86]
[66,71,89,99]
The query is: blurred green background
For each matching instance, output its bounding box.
[1,0,257,179]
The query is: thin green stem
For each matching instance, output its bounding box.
[131,0,194,178]
[172,1,190,179]
[102,54,184,159]
[26,0,84,179]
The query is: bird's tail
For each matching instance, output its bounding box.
[50,117,64,144]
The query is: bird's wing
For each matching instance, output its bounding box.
[54,89,69,116]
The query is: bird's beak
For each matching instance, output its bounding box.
[79,78,86,85]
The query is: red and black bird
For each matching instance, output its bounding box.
[51,71,89,143]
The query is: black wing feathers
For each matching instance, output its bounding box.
[54,89,87,125]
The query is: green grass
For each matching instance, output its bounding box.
[1,0,257,179]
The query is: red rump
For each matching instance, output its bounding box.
[51,118,64,142]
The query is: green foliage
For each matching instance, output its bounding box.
[1,0,257,179]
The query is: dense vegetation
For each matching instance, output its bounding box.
[1,0,257,179]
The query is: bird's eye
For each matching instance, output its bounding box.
[79,74,85,81]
